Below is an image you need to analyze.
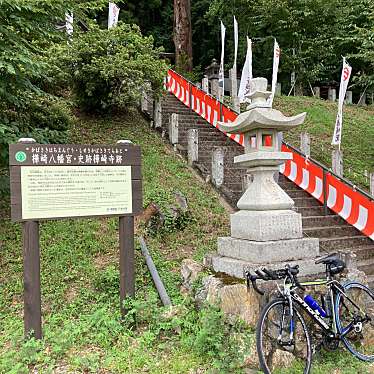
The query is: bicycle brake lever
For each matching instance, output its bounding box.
[245,271,265,296]
[255,269,270,280]
[262,268,277,280]
[251,276,265,296]
[294,274,305,291]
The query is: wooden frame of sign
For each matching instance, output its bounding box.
[9,140,143,339]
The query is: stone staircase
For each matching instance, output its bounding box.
[157,92,374,283]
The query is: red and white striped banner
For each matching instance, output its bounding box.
[166,69,373,240]
[280,144,374,239]
[221,106,243,145]
[191,85,220,126]
[167,70,190,107]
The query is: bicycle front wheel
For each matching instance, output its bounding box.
[335,281,374,361]
[256,297,312,374]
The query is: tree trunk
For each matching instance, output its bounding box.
[173,0,193,72]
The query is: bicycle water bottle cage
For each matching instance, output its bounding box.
[315,253,346,275]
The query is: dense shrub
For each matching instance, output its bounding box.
[0,94,72,169]
[48,23,169,113]
[0,0,77,170]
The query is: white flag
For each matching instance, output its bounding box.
[219,21,226,97]
[108,2,120,29]
[269,39,281,106]
[233,16,238,69]
[332,58,352,146]
[238,37,253,103]
[65,12,73,36]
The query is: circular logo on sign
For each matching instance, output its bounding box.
[15,151,27,163]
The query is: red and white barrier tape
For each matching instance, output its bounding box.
[166,69,374,240]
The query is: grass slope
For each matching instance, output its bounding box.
[274,96,374,190]
[0,108,373,373]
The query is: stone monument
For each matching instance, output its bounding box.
[209,77,320,278]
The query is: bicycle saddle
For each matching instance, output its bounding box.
[315,253,346,275]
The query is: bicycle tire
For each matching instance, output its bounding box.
[256,297,312,374]
[335,281,374,362]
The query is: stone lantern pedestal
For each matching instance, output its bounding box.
[208,78,320,278]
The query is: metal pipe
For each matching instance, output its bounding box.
[138,236,172,306]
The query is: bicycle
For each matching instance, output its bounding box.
[246,253,374,373]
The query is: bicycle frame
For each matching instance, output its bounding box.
[282,278,368,340]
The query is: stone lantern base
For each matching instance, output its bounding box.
[209,207,321,278]
[209,251,323,280]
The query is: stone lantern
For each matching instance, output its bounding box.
[209,77,320,278]
[205,58,220,98]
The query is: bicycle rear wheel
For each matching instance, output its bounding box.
[335,281,374,361]
[256,297,312,374]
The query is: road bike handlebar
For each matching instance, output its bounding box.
[246,264,304,295]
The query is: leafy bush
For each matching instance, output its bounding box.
[0,95,71,169]
[48,23,169,113]
[0,0,76,170]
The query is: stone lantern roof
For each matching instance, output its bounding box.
[218,78,306,133]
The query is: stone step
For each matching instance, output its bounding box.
[295,206,335,216]
[221,183,244,192]
[353,245,374,261]
[319,236,372,252]
[292,197,323,208]
[278,184,304,192]
[286,189,316,199]
[197,142,236,150]
[367,275,374,289]
[303,225,361,238]
[165,109,200,115]
[178,124,219,131]
[178,126,223,135]
[161,110,192,116]
[302,215,346,228]
[176,116,207,122]
[278,178,292,184]
[358,259,374,276]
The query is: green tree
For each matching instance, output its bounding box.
[205,0,374,93]
[0,0,79,168]
[48,23,169,113]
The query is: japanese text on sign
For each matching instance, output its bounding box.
[21,166,132,219]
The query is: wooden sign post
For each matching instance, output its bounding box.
[9,140,142,339]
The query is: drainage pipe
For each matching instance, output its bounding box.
[138,236,172,306]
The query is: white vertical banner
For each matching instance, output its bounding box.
[332,57,352,147]
[233,16,238,70]
[269,39,281,106]
[65,12,74,36]
[238,37,253,103]
[219,21,226,98]
[108,2,120,29]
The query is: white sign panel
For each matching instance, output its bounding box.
[65,12,74,36]
[233,16,238,69]
[332,58,352,147]
[219,21,226,96]
[108,2,120,29]
[269,39,281,106]
[238,37,253,103]
[21,166,132,219]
